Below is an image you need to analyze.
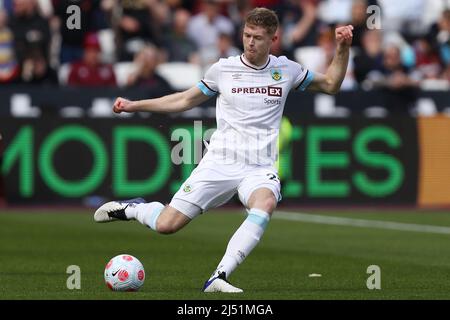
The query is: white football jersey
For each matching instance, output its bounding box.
[197,54,314,166]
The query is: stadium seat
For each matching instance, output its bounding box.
[314,93,350,117]
[420,79,450,91]
[293,46,324,71]
[156,62,202,91]
[363,106,389,118]
[113,62,138,88]
[10,94,41,117]
[58,63,71,85]
[410,97,438,117]
[59,106,85,118]
[98,29,116,64]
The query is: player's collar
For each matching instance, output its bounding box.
[240,54,271,70]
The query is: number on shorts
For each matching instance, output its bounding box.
[266,173,279,183]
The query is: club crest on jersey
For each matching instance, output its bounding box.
[183,184,192,193]
[270,69,282,81]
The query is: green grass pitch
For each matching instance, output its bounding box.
[1,208,450,300]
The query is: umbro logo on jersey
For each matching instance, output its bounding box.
[231,86,282,97]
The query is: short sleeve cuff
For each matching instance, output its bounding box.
[296,70,315,91]
[197,81,217,97]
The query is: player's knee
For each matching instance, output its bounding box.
[254,196,277,214]
[266,197,277,213]
[155,219,178,235]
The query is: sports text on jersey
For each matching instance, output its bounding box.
[231,86,282,97]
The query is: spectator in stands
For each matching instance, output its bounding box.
[413,36,442,80]
[377,0,427,39]
[164,8,199,63]
[0,9,20,83]
[282,0,320,52]
[250,0,283,13]
[53,0,105,64]
[34,0,53,18]
[229,0,252,52]
[431,9,450,67]
[199,31,240,68]
[441,64,450,82]
[116,0,163,61]
[92,0,114,30]
[164,0,196,12]
[20,47,58,84]
[316,0,354,25]
[353,29,383,86]
[365,44,420,112]
[348,0,369,49]
[426,9,450,87]
[8,0,51,65]
[67,32,116,86]
[1,0,14,15]
[187,0,234,51]
[380,45,420,89]
[125,45,172,93]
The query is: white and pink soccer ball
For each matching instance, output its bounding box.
[104,254,145,291]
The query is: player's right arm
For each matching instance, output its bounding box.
[113,86,211,114]
[305,25,353,94]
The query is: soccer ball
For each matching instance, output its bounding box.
[104,254,145,291]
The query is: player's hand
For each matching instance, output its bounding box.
[335,25,353,47]
[113,97,133,113]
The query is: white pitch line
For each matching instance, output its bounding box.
[274,211,450,235]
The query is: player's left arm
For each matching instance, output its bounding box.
[307,25,353,95]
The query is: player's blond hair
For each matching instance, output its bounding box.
[245,7,279,35]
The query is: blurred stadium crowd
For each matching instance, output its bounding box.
[1,0,450,92]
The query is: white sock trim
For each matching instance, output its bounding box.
[246,208,270,230]
[149,204,164,230]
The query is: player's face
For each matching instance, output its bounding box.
[242,24,276,66]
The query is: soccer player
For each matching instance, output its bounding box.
[94,7,353,293]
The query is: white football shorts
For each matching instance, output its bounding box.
[169,159,281,219]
